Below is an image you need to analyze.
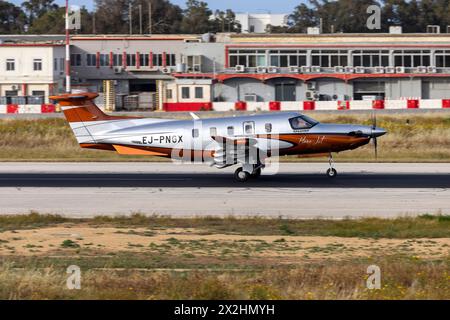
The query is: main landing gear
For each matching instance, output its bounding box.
[234,164,263,182]
[326,153,337,178]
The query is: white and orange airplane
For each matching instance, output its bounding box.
[51,92,386,182]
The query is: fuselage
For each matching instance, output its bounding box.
[75,112,385,162]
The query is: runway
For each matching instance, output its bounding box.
[0,162,449,218]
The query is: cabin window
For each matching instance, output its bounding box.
[192,129,199,138]
[210,127,217,136]
[244,122,254,134]
[181,87,190,99]
[227,126,234,136]
[289,115,318,130]
[265,123,272,133]
[195,87,203,99]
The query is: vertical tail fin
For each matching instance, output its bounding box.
[50,92,139,149]
[49,92,134,123]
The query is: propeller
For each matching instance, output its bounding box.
[371,111,378,160]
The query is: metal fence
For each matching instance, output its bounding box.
[0,96,45,105]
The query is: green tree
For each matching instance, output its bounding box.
[94,0,182,34]
[210,9,240,33]
[27,6,64,33]
[285,3,317,33]
[180,0,212,34]
[22,0,58,24]
[0,0,27,33]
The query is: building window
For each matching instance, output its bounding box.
[99,54,110,67]
[227,126,234,136]
[54,58,58,70]
[86,54,96,66]
[181,87,190,99]
[210,127,217,136]
[353,50,389,67]
[265,123,272,133]
[229,49,267,68]
[113,54,122,67]
[126,54,136,66]
[33,58,43,71]
[166,89,173,99]
[311,50,348,67]
[6,59,15,71]
[192,129,199,138]
[195,87,203,99]
[139,54,149,67]
[60,58,65,71]
[166,54,176,66]
[269,50,308,67]
[436,50,450,68]
[71,54,81,66]
[153,54,163,66]
[393,50,431,67]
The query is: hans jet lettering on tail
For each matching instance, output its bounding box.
[51,92,386,182]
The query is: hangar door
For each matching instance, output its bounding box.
[275,83,296,101]
[353,81,385,100]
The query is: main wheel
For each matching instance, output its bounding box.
[326,168,337,178]
[234,167,250,182]
[251,168,262,178]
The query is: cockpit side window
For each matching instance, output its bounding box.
[289,116,318,130]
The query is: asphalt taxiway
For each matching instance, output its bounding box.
[0,162,449,218]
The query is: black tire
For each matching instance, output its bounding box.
[326,168,337,178]
[234,167,250,182]
[251,168,262,178]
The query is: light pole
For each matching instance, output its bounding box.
[65,0,71,93]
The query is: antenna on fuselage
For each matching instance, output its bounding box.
[190,112,200,120]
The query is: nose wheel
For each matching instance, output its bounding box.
[326,153,338,178]
[326,168,337,178]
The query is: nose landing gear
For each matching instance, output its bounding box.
[326,153,338,178]
[234,164,264,182]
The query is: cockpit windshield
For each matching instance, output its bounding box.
[289,115,319,130]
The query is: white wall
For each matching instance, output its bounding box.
[235,13,288,33]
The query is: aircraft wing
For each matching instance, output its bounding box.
[211,136,263,168]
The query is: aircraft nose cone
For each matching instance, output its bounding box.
[372,127,387,138]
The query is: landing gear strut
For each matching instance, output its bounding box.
[326,153,337,178]
[251,167,262,178]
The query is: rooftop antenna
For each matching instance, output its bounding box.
[129,2,133,34]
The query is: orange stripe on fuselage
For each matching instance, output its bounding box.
[80,134,370,159]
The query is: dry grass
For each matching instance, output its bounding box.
[1,212,449,238]
[0,258,448,300]
[0,113,450,161]
[0,213,449,300]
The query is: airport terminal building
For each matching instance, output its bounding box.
[1,29,450,110]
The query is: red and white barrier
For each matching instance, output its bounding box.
[212,99,450,111]
[1,100,450,114]
[0,104,56,114]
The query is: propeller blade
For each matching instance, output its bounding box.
[372,111,377,129]
[373,137,378,160]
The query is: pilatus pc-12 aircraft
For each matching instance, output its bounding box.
[51,92,387,182]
